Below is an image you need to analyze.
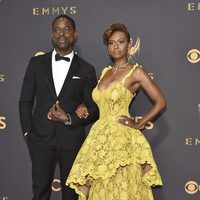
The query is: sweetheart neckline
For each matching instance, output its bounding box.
[97,66,135,93]
[95,80,135,97]
[97,79,123,92]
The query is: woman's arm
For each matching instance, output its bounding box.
[119,66,167,129]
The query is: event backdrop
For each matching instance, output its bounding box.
[0,0,200,199]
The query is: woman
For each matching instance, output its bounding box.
[66,23,167,200]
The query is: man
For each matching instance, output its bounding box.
[19,15,98,200]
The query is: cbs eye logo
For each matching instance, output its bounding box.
[187,49,200,64]
[185,181,200,194]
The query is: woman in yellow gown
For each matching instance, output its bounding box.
[66,23,167,200]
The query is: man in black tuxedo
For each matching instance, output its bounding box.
[19,15,98,200]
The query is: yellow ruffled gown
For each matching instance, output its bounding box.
[66,64,163,200]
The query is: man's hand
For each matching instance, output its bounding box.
[47,101,68,123]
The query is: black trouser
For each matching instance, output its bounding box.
[27,137,78,200]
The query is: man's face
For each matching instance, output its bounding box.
[51,17,77,55]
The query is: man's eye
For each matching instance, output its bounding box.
[53,28,59,32]
[64,28,70,32]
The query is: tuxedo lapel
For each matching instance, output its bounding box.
[58,54,80,99]
[43,51,57,99]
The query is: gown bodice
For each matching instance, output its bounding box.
[92,64,139,121]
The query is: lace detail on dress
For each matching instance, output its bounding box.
[66,63,162,200]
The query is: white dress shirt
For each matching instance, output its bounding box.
[24,50,74,136]
[52,49,74,96]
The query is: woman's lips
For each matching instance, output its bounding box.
[113,51,120,55]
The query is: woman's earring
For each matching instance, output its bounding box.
[127,37,140,63]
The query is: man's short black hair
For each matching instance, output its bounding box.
[52,15,76,30]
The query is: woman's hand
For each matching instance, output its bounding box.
[118,115,143,129]
[76,103,89,119]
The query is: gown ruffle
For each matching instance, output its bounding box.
[66,64,162,200]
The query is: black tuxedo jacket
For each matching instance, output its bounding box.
[19,51,99,149]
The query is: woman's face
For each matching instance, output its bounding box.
[107,31,129,60]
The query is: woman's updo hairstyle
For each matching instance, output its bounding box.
[103,23,130,45]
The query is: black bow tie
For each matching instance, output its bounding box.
[55,54,70,62]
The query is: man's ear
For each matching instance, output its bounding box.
[74,31,78,42]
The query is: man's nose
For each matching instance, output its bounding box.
[59,29,64,36]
